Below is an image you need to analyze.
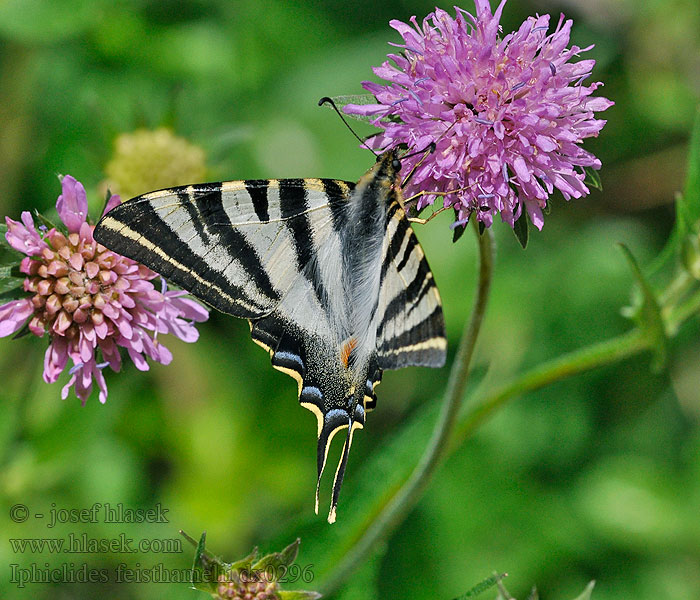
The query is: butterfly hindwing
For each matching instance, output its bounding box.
[250,302,367,522]
[374,201,447,370]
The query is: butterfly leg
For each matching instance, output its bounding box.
[403,188,474,224]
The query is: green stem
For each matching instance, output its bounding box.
[321,223,495,597]
[659,269,693,307]
[320,227,700,596]
[667,286,700,334]
[451,328,650,448]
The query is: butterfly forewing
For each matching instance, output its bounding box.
[96,179,350,318]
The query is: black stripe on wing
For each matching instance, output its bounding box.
[180,188,209,244]
[396,232,418,272]
[95,187,271,317]
[380,202,406,281]
[244,180,271,222]
[378,306,446,368]
[363,356,383,412]
[322,179,352,230]
[194,187,279,305]
[377,255,433,337]
[374,202,447,370]
[279,180,328,308]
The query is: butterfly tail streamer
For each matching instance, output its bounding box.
[314,408,359,522]
[328,419,356,524]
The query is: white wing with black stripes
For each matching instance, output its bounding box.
[96,178,348,319]
[94,149,446,523]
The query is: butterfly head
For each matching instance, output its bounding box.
[369,148,403,189]
[380,151,402,175]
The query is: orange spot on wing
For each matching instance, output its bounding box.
[340,337,358,369]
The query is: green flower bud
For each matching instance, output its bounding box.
[105,128,206,199]
[182,532,320,600]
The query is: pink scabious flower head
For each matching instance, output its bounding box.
[1,175,209,404]
[343,0,613,231]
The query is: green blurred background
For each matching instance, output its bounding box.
[1,0,699,598]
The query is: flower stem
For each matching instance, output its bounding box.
[320,223,495,597]
[451,328,650,448]
[659,269,693,306]
[667,286,700,334]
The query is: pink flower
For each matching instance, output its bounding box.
[344,1,613,230]
[1,175,209,404]
[56,175,88,233]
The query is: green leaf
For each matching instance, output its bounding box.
[451,572,507,600]
[0,235,28,301]
[193,530,207,565]
[583,167,603,192]
[513,208,529,249]
[251,539,300,573]
[227,547,258,573]
[648,106,700,275]
[0,286,30,303]
[186,531,225,594]
[618,244,667,371]
[0,275,24,295]
[570,581,596,600]
[681,106,700,229]
[0,262,24,277]
[33,211,60,233]
[277,539,301,568]
[279,591,322,600]
[190,531,214,592]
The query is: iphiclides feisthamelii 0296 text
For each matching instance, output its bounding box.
[94,147,447,523]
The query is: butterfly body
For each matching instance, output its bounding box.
[94,149,446,522]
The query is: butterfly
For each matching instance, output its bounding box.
[94,148,446,522]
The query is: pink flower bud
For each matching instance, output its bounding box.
[45,294,62,316]
[37,279,54,296]
[54,277,70,295]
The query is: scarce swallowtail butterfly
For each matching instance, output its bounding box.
[94,148,447,523]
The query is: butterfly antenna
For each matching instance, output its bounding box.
[402,142,436,160]
[318,97,379,157]
[401,142,436,188]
